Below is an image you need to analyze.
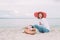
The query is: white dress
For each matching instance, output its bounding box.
[34,18,50,31]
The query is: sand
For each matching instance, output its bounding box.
[0,27,60,40]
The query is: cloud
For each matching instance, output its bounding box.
[0,0,60,18]
[0,10,34,18]
[0,15,11,18]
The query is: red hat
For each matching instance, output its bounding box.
[34,11,47,18]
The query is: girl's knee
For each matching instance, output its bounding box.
[43,29,49,33]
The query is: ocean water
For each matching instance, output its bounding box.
[0,18,60,28]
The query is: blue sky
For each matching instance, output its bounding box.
[0,0,60,18]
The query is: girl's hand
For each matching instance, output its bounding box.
[39,22,42,25]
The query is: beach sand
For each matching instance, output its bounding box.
[0,27,60,40]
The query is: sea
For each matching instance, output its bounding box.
[0,18,60,28]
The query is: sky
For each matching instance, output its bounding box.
[0,0,60,18]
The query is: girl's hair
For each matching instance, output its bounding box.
[38,12,44,19]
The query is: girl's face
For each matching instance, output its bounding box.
[39,13,43,19]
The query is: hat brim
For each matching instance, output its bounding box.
[34,11,47,18]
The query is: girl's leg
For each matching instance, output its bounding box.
[33,25,44,33]
[33,25,49,33]
[42,27,49,33]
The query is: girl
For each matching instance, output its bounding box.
[33,11,50,33]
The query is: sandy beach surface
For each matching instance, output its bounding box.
[0,27,60,40]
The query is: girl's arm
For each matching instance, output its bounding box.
[39,22,42,25]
